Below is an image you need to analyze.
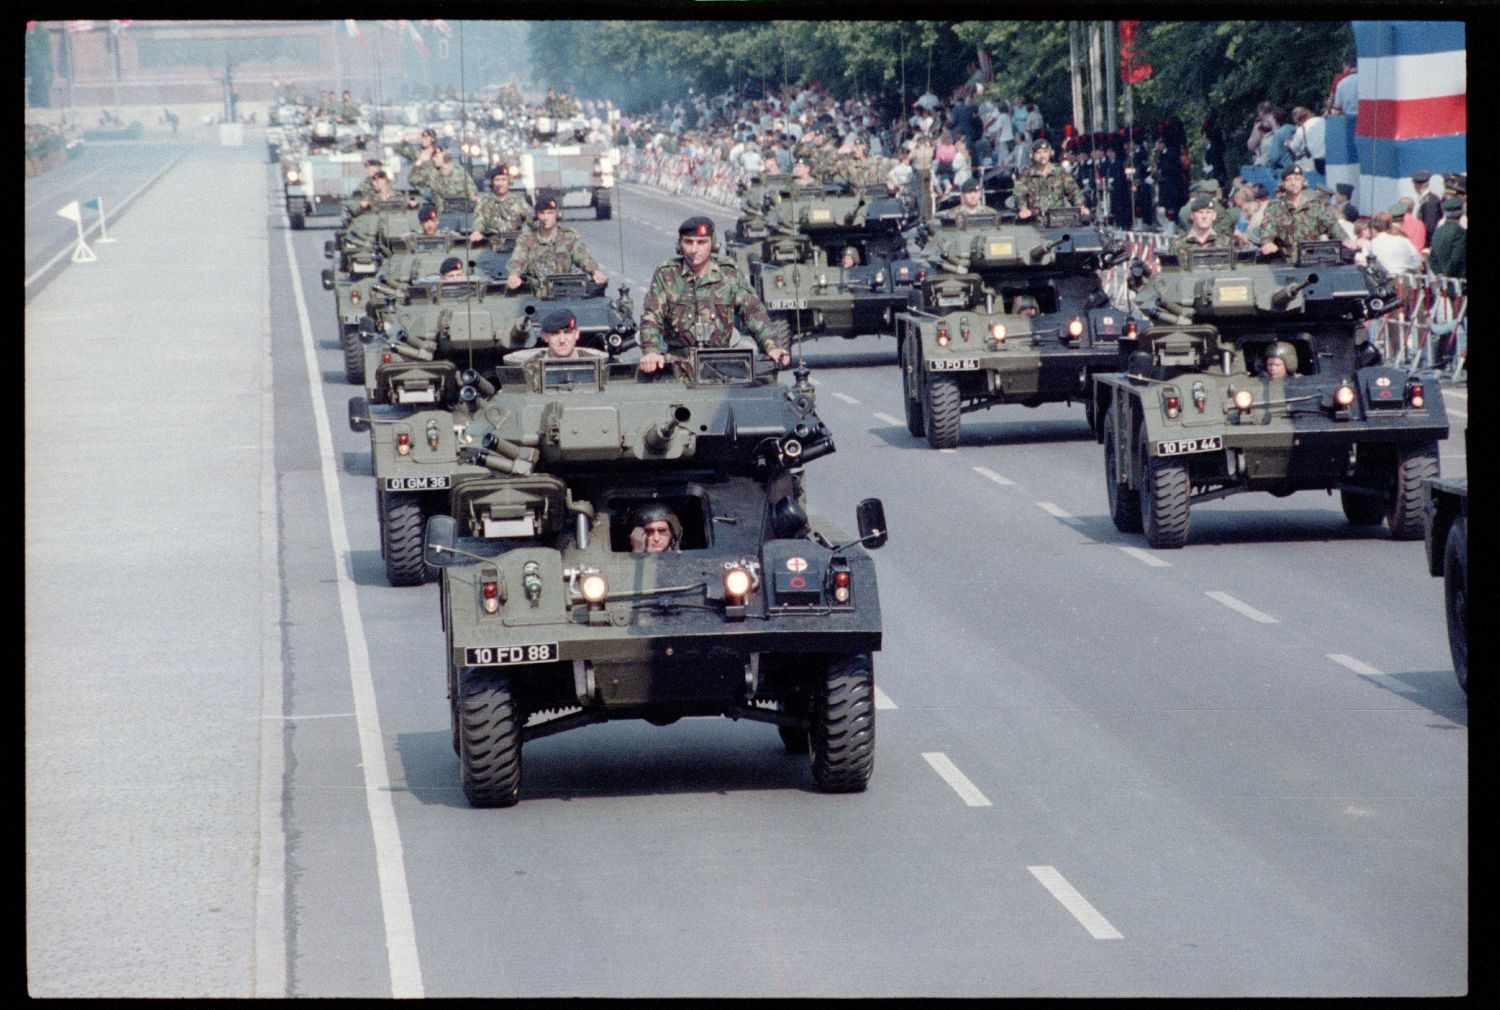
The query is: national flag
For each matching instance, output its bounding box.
[57,200,82,223]
[405,20,427,57]
[82,197,102,211]
[1118,21,1153,86]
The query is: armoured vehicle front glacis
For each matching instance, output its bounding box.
[519,115,616,219]
[356,272,636,409]
[737,185,925,347]
[1094,242,1449,548]
[420,349,887,806]
[896,207,1131,448]
[282,121,375,230]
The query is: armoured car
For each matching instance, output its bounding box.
[282,121,374,230]
[518,115,616,219]
[1095,242,1449,548]
[418,348,887,806]
[895,207,1132,448]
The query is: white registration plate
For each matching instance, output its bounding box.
[766,299,807,310]
[384,475,451,491]
[1156,436,1223,456]
[465,643,559,667]
[929,358,980,371]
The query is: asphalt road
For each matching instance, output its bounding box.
[26,140,1470,998]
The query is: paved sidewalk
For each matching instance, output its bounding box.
[26,142,274,996]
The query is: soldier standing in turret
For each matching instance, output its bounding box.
[1012,138,1090,222]
[412,147,478,211]
[637,216,791,374]
[469,164,532,244]
[1170,198,1234,259]
[505,194,607,290]
[1259,165,1347,258]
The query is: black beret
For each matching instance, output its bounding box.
[960,177,981,192]
[541,309,576,333]
[365,158,383,167]
[679,215,715,237]
[1189,196,1215,212]
[1336,183,1354,198]
[418,206,438,223]
[1282,164,1304,177]
[439,257,463,274]
[1032,138,1053,152]
[487,164,509,181]
[1411,169,1431,183]
[535,193,559,212]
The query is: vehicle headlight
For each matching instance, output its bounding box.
[1232,389,1254,411]
[989,323,1007,342]
[1068,318,1085,338]
[579,571,608,605]
[723,565,754,602]
[1335,384,1356,407]
[285,170,300,184]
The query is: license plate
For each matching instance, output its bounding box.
[766,299,807,310]
[1156,435,1223,456]
[465,643,558,667]
[384,475,451,491]
[929,358,980,371]
[352,262,377,274]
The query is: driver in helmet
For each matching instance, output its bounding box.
[1011,293,1040,316]
[1260,341,1297,378]
[628,502,681,553]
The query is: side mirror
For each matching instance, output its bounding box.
[323,240,335,259]
[358,316,378,344]
[321,268,335,291]
[347,396,371,433]
[424,515,457,568]
[855,498,888,549]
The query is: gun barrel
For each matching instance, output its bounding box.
[643,417,681,453]
[1271,274,1315,309]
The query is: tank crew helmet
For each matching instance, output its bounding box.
[631,502,682,548]
[1011,294,1040,314]
[1264,341,1298,373]
[679,215,715,237]
[439,256,463,275]
[541,309,576,333]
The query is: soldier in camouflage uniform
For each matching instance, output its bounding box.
[1169,198,1235,260]
[505,193,608,290]
[352,171,418,216]
[1259,164,1347,258]
[637,216,792,374]
[1012,138,1090,222]
[1177,179,1235,238]
[352,159,387,203]
[411,147,478,211]
[468,165,532,244]
[337,90,361,124]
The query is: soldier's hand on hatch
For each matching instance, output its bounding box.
[768,347,790,367]
[469,230,485,243]
[1017,207,1033,220]
[592,270,607,286]
[638,352,666,374]
[506,274,522,291]
[1260,241,1277,256]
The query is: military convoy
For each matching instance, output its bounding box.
[415,349,887,806]
[1094,241,1449,548]
[518,115,617,220]
[896,207,1132,448]
[281,120,376,230]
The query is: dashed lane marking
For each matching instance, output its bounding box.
[1119,546,1171,567]
[873,412,903,427]
[831,391,859,405]
[1328,653,1421,694]
[922,752,992,807]
[972,466,1015,486]
[1036,501,1082,523]
[874,686,897,710]
[1027,866,1124,940]
[1205,590,1279,624]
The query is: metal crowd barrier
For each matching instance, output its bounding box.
[1371,268,1467,381]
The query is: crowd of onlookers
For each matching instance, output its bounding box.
[24,121,78,176]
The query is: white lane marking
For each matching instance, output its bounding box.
[922,752,992,807]
[874,412,903,427]
[1205,590,1279,624]
[1444,406,1466,419]
[973,465,1015,486]
[285,222,425,998]
[939,448,958,454]
[1119,546,1171,567]
[1444,388,1467,400]
[259,712,357,720]
[256,243,287,998]
[831,391,859,405]
[25,154,183,288]
[1036,501,1081,523]
[1027,866,1124,940]
[1328,653,1421,694]
[874,686,897,710]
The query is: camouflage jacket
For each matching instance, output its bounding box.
[338,100,361,124]
[508,226,599,281]
[1259,192,1342,251]
[416,165,478,203]
[1169,230,1234,260]
[1177,200,1237,238]
[474,192,532,234]
[638,257,778,357]
[1012,164,1083,213]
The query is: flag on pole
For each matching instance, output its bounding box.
[82,197,101,210]
[57,200,82,223]
[405,20,428,56]
[1119,21,1153,85]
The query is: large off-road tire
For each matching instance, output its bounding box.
[1140,429,1190,549]
[341,323,365,384]
[1444,516,1467,693]
[900,336,925,438]
[289,211,305,230]
[923,374,961,449]
[382,491,428,586]
[448,655,461,755]
[459,671,522,807]
[595,191,612,220]
[1387,441,1439,540]
[1104,407,1142,533]
[1340,488,1386,527]
[811,653,875,792]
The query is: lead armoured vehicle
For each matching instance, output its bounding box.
[895,207,1131,447]
[420,348,887,806]
[1094,242,1449,548]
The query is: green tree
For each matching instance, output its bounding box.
[26,28,54,108]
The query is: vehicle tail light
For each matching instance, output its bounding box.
[381,351,392,364]
[1192,382,1206,411]
[1165,394,1180,419]
[351,289,360,303]
[481,580,500,614]
[396,432,411,456]
[1407,381,1424,409]
[936,325,949,347]
[832,568,851,603]
[959,319,970,341]
[1124,321,1138,338]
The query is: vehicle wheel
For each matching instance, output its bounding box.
[1444,516,1467,693]
[341,324,365,384]
[595,193,612,220]
[811,653,875,792]
[1104,407,1142,533]
[1339,488,1385,527]
[458,671,522,807]
[290,211,305,230]
[1387,441,1439,540]
[448,656,461,755]
[778,724,810,755]
[382,491,428,586]
[924,375,961,449]
[1084,394,1097,436]
[1140,429,1190,548]
[900,336,925,438]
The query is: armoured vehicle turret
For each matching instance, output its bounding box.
[735,182,925,348]
[1094,241,1449,548]
[414,348,887,806]
[895,207,1132,447]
